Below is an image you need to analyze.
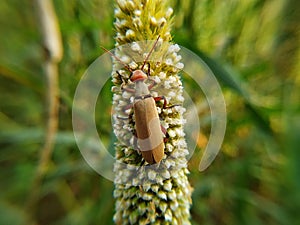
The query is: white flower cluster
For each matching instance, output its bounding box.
[112,0,192,224]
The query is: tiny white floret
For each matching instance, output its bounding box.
[120,55,131,63]
[131,42,141,52]
[166,7,173,18]
[158,17,167,26]
[168,44,180,53]
[125,29,135,38]
[150,16,157,26]
[165,58,173,65]
[134,10,141,16]
[126,0,135,8]
[176,62,184,69]
[114,8,122,17]
[133,17,142,27]
[148,170,156,180]
[159,72,166,79]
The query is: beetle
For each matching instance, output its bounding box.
[103,36,170,164]
[126,68,165,164]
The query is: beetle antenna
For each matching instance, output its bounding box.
[101,46,133,72]
[141,35,160,71]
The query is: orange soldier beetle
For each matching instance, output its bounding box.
[103,36,173,164]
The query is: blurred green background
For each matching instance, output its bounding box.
[0,0,299,224]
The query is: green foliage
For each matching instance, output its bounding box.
[0,0,299,224]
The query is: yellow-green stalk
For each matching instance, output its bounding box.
[112,0,192,224]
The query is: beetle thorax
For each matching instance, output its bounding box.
[130,70,150,97]
[135,80,150,97]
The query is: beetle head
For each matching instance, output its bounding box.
[130,70,147,82]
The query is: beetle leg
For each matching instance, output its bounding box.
[153,96,168,108]
[160,124,167,136]
[116,103,133,119]
[154,96,181,109]
[116,71,136,93]
[121,83,135,93]
[116,116,128,120]
[147,78,157,90]
[116,103,133,120]
[160,124,170,143]
[122,103,133,111]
